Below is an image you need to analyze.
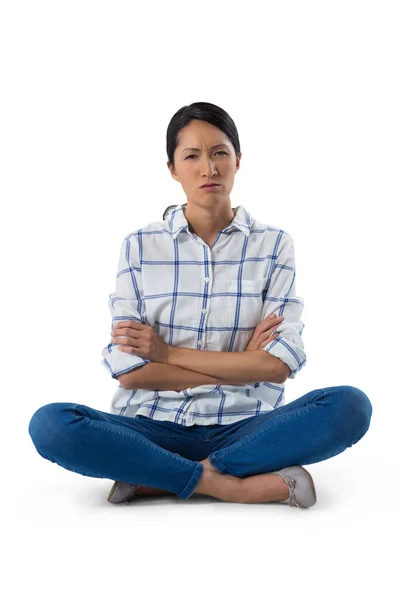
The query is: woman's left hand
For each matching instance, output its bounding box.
[111,320,170,363]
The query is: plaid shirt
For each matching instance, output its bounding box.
[101,204,306,426]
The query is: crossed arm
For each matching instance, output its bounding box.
[107,231,302,392]
[118,346,290,391]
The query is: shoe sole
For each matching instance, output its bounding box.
[107,480,119,502]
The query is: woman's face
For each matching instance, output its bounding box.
[168,119,241,204]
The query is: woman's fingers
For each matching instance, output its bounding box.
[259,332,279,349]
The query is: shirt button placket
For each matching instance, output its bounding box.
[198,276,210,348]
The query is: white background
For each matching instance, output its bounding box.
[1,1,398,599]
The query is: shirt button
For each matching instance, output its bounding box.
[204,277,210,282]
[197,340,203,347]
[201,309,207,314]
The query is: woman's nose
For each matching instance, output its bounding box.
[201,161,217,176]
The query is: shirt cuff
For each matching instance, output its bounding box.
[101,344,151,380]
[262,336,306,380]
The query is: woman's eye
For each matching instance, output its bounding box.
[185,151,228,160]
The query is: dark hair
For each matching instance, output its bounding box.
[162,102,241,221]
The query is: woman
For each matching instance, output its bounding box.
[28,102,373,508]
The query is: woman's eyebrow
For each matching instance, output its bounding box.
[180,144,229,153]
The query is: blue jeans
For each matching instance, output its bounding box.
[28,385,372,500]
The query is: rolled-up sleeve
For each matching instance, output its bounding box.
[261,232,306,379]
[101,233,151,380]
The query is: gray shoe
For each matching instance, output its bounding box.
[272,465,317,508]
[107,481,143,505]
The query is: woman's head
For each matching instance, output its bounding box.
[163,102,241,220]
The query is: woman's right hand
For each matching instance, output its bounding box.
[244,313,285,352]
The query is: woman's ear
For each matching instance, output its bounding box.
[167,161,180,182]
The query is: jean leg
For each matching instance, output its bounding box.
[28,402,204,499]
[208,386,373,477]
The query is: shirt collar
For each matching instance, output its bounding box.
[166,204,253,240]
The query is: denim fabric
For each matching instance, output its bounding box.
[28,385,372,499]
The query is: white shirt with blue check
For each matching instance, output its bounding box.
[101,204,306,426]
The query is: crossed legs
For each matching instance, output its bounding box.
[134,457,290,503]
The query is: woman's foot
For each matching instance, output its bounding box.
[240,473,290,503]
[193,466,245,502]
[199,458,289,503]
[135,457,237,500]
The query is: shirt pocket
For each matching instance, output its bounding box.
[225,278,266,329]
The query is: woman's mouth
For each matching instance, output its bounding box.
[200,184,221,190]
